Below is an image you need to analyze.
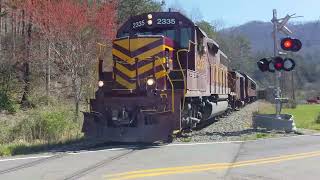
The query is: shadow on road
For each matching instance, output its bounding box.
[5,139,162,157]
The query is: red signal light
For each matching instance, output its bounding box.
[275,62,283,69]
[281,37,302,52]
[257,57,296,72]
[283,39,293,48]
[273,56,284,71]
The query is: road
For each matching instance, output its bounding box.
[1,134,320,180]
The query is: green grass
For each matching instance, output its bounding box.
[0,138,86,157]
[0,102,84,157]
[180,137,192,142]
[282,105,320,130]
[258,103,320,131]
[239,133,277,141]
[256,133,268,139]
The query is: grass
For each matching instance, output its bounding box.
[316,113,320,124]
[257,102,320,131]
[0,102,84,157]
[240,132,278,141]
[180,137,192,142]
[255,133,268,139]
[0,138,85,157]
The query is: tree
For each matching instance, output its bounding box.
[117,0,164,24]
[215,33,252,73]
[1,0,34,108]
[196,20,216,39]
[21,0,117,120]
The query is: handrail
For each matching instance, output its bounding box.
[176,40,197,111]
[155,56,175,113]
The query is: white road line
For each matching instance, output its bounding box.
[166,141,244,147]
[67,148,129,155]
[68,141,243,154]
[0,155,52,162]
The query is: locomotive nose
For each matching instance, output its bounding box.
[110,106,137,127]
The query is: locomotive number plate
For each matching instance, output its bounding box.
[156,18,176,25]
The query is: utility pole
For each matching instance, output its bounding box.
[271,9,282,117]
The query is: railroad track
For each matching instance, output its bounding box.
[0,147,137,179]
[62,149,136,180]
[0,153,67,175]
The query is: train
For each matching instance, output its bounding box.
[82,11,257,143]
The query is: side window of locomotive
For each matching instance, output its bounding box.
[163,30,176,42]
[180,28,192,48]
[118,31,129,38]
[135,31,152,35]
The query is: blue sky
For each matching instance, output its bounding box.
[164,0,320,27]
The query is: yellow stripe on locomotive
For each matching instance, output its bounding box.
[112,36,173,90]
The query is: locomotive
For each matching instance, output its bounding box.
[82,11,257,142]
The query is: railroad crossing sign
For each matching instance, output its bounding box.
[257,9,302,117]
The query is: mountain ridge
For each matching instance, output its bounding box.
[220,20,320,57]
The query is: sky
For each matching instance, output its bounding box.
[164,0,320,28]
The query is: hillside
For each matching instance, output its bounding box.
[214,20,320,98]
[222,20,320,57]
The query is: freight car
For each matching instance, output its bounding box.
[228,71,257,109]
[241,72,257,103]
[82,11,256,143]
[228,71,246,109]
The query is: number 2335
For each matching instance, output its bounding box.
[157,18,175,25]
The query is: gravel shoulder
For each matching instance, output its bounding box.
[174,101,299,143]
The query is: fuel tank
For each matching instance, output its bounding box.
[202,100,229,120]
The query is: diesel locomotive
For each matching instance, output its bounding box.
[82,11,257,142]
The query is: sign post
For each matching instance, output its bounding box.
[271,9,282,117]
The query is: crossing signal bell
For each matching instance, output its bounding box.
[257,57,295,72]
[280,37,302,52]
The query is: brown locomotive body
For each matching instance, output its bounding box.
[82,12,257,143]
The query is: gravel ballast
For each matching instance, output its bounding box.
[174,101,298,143]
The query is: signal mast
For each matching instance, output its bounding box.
[257,9,302,118]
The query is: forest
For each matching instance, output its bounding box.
[0,0,318,156]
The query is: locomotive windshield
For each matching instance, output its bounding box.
[117,12,195,48]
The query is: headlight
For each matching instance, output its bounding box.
[98,80,104,87]
[147,20,153,25]
[146,78,155,86]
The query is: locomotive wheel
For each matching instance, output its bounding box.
[181,100,201,130]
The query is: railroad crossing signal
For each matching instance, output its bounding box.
[257,58,275,72]
[257,58,270,72]
[257,57,296,72]
[280,37,302,52]
[257,36,301,72]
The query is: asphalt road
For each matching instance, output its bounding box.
[1,134,320,180]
